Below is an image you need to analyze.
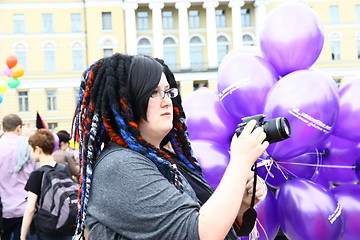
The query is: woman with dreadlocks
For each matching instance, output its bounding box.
[73,53,269,240]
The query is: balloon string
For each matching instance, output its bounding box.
[276,161,356,169]
[257,149,355,184]
[257,157,289,181]
[249,217,268,240]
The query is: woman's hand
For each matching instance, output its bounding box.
[236,171,267,226]
[230,120,269,169]
[241,171,267,208]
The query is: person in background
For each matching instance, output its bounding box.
[52,130,80,178]
[0,114,38,240]
[1,195,3,239]
[73,54,268,240]
[20,129,72,240]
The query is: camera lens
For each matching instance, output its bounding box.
[262,117,291,143]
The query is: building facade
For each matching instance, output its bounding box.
[0,0,359,132]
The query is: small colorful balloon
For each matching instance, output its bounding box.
[7,78,21,88]
[6,55,18,68]
[3,66,12,77]
[0,80,8,94]
[11,65,25,78]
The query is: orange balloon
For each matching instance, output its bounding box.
[11,65,24,78]
[6,55,18,68]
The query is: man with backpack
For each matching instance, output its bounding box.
[20,129,78,240]
[0,114,38,240]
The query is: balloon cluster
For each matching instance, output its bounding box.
[0,55,25,103]
[183,3,360,240]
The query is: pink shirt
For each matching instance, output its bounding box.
[0,133,38,218]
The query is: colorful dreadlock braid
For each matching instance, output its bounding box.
[72,53,205,238]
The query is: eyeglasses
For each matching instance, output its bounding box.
[151,88,179,99]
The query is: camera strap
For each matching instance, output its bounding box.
[236,162,257,236]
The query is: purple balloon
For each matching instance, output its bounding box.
[332,78,360,141]
[218,47,263,73]
[217,53,278,123]
[241,188,279,240]
[356,158,360,181]
[320,135,360,184]
[277,178,344,240]
[52,131,59,152]
[264,70,340,160]
[256,152,285,188]
[257,149,321,189]
[260,2,324,77]
[331,184,360,240]
[190,140,230,189]
[311,167,331,190]
[182,88,237,149]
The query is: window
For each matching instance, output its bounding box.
[189,10,200,28]
[356,5,360,23]
[47,90,57,111]
[193,80,208,91]
[217,36,229,64]
[243,34,254,46]
[14,14,25,33]
[18,91,29,112]
[71,13,82,32]
[102,12,112,30]
[189,36,203,70]
[48,123,58,130]
[43,14,53,33]
[15,51,27,70]
[73,50,84,71]
[331,41,341,60]
[329,6,339,24]
[216,9,226,28]
[137,38,152,56]
[163,11,174,29]
[14,42,28,70]
[103,48,113,57]
[44,50,55,72]
[137,12,149,30]
[241,8,251,26]
[163,37,177,70]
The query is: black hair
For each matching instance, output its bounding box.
[128,55,163,122]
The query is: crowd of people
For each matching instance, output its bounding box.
[0,53,269,240]
[0,114,79,240]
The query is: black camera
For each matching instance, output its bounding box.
[236,114,291,143]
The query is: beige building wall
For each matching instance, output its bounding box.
[0,0,359,132]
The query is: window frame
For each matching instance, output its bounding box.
[18,91,29,112]
[46,90,57,111]
[102,12,112,30]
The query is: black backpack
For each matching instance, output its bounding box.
[35,164,78,236]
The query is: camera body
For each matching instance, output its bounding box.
[236,114,291,144]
